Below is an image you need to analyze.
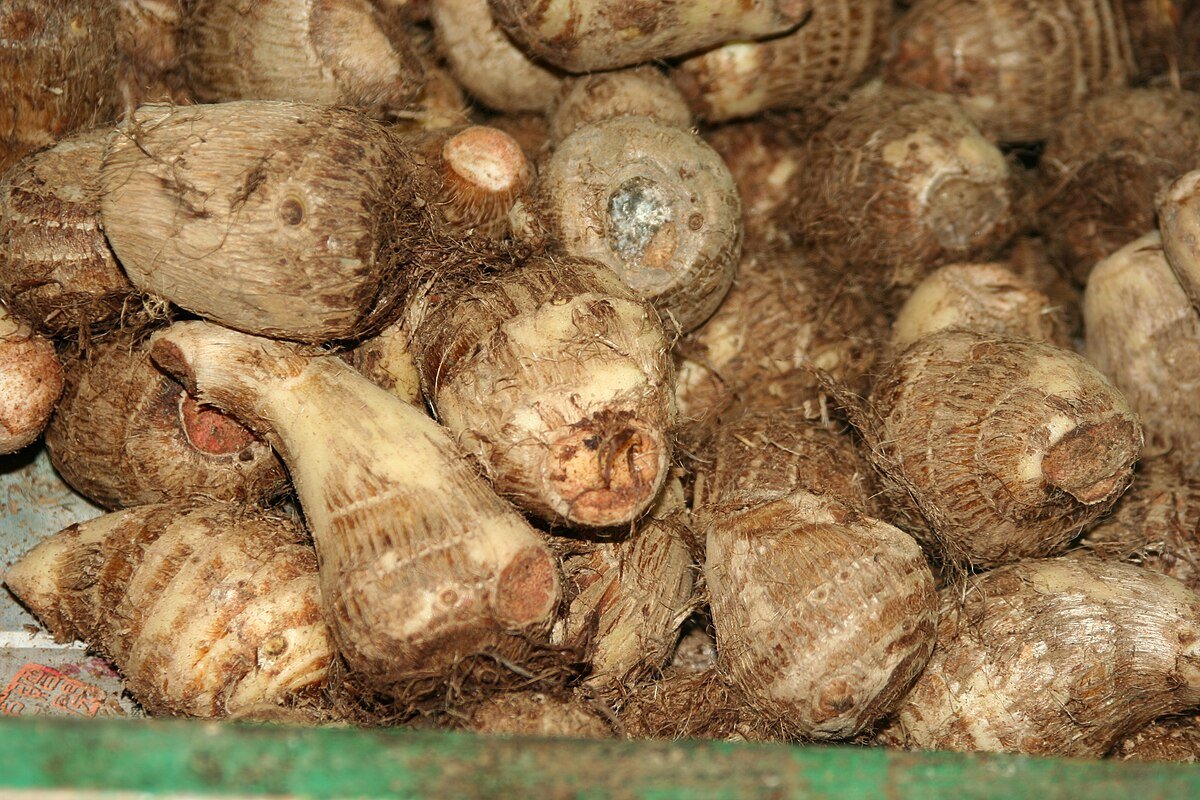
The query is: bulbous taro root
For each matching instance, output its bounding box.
[184,0,426,117]
[789,84,1015,291]
[4,501,335,720]
[0,306,63,454]
[101,103,531,343]
[0,128,146,338]
[885,0,1134,143]
[1112,716,1200,762]
[857,329,1142,567]
[45,333,287,510]
[486,0,811,73]
[1039,88,1200,283]
[411,257,673,528]
[1079,458,1200,591]
[672,0,891,122]
[463,692,613,737]
[674,249,887,437]
[891,262,1071,351]
[691,410,878,516]
[879,559,1200,757]
[149,321,562,698]
[547,68,693,145]
[554,478,695,692]
[702,490,937,740]
[517,116,741,334]
[1084,232,1200,461]
[431,0,561,113]
[0,0,124,174]
[1157,169,1200,315]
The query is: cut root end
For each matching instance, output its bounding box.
[1043,417,1141,504]
[546,418,665,528]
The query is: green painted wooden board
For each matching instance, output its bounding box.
[0,718,1197,799]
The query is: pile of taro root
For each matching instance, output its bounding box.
[8,0,1200,763]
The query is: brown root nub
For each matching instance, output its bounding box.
[548,419,664,528]
[440,126,531,229]
[926,175,1011,251]
[178,394,257,456]
[1044,418,1140,504]
[493,547,559,628]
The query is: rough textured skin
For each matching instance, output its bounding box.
[789,84,1015,291]
[487,0,812,73]
[1157,169,1200,315]
[672,0,891,122]
[3,501,335,719]
[1084,232,1200,462]
[0,309,63,454]
[554,479,696,692]
[45,334,287,510]
[885,0,1134,143]
[117,0,190,109]
[345,318,424,407]
[548,68,693,145]
[1005,236,1082,336]
[879,559,1200,757]
[1121,0,1186,78]
[1112,716,1200,762]
[674,249,887,436]
[520,116,741,334]
[464,692,613,737]
[1039,89,1200,283]
[691,410,878,516]
[101,102,415,343]
[185,0,426,117]
[0,0,124,174]
[0,129,144,337]
[432,0,562,113]
[891,262,1071,351]
[148,321,562,698]
[858,330,1143,567]
[1079,458,1200,591]
[618,667,776,742]
[702,490,937,740]
[703,120,806,244]
[411,257,674,528]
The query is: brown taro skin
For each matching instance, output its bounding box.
[3,501,335,720]
[703,120,806,245]
[1084,232,1200,462]
[1039,88,1200,283]
[547,67,693,146]
[1112,716,1200,763]
[860,330,1142,567]
[0,128,143,337]
[702,490,937,740]
[880,559,1200,757]
[789,84,1015,292]
[45,333,287,510]
[0,0,124,174]
[0,310,63,455]
[885,0,1134,143]
[464,692,613,738]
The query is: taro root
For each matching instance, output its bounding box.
[618,667,774,742]
[674,249,887,437]
[1084,232,1200,461]
[149,321,562,699]
[691,410,878,516]
[891,262,1071,351]
[0,128,146,338]
[555,478,696,692]
[672,0,891,122]
[548,67,693,145]
[101,103,530,343]
[4,500,335,720]
[431,0,562,113]
[702,490,937,740]
[703,120,806,244]
[482,113,550,162]
[856,329,1142,567]
[879,559,1200,757]
[517,116,741,334]
[486,0,812,73]
[464,692,614,737]
[117,0,190,108]
[184,0,426,118]
[1157,168,1200,314]
[885,0,1134,143]
[1006,235,1082,335]
[411,257,673,528]
[0,0,124,173]
[1079,458,1200,591]
[1039,88,1200,283]
[1112,716,1200,762]
[789,84,1015,291]
[345,318,424,407]
[0,306,64,454]
[45,333,287,510]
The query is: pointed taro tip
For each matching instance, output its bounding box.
[1043,417,1141,505]
[149,335,198,395]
